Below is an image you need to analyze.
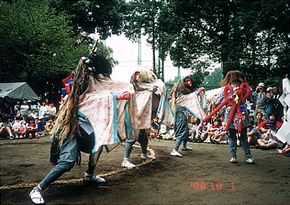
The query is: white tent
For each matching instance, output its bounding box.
[0,82,40,101]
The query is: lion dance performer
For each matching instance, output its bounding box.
[202,70,255,164]
[170,76,206,157]
[29,53,139,204]
[121,68,170,168]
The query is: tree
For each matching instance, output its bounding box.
[157,0,184,80]
[0,0,88,95]
[123,0,188,81]
[123,0,163,75]
[173,0,243,73]
[48,0,126,39]
[237,0,290,84]
[202,67,223,89]
[172,0,290,85]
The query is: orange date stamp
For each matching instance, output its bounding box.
[189,181,237,191]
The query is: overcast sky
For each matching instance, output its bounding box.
[105,34,191,83]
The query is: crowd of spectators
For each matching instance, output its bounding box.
[150,82,289,156]
[0,96,57,140]
[1,81,289,156]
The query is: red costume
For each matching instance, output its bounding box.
[203,82,251,133]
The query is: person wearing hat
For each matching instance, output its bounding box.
[255,82,267,116]
[258,82,265,88]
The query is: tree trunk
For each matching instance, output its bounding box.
[152,29,156,75]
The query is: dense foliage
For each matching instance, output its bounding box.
[0,0,118,98]
[122,0,289,86]
[0,0,88,95]
[48,0,126,38]
[1,0,289,96]
[171,0,290,85]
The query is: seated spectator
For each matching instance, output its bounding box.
[158,123,167,136]
[257,131,284,150]
[254,112,264,126]
[12,116,26,138]
[206,119,221,141]
[196,121,209,143]
[207,119,227,144]
[247,121,262,146]
[44,119,54,136]
[30,101,41,114]
[212,121,227,144]
[47,102,57,118]
[36,116,46,133]
[256,114,283,150]
[38,101,48,120]
[25,117,38,139]
[19,99,31,116]
[13,100,21,117]
[257,113,282,134]
[28,109,39,119]
[188,117,200,142]
[150,116,160,139]
[158,123,174,140]
[277,144,290,156]
[0,96,14,118]
[0,115,14,139]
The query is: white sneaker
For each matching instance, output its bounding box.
[121,160,136,169]
[170,149,183,157]
[140,153,156,160]
[29,188,44,204]
[84,173,106,183]
[230,157,237,163]
[246,158,255,164]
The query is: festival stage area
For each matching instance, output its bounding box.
[1,137,289,205]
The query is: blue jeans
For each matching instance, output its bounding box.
[38,137,96,190]
[228,128,252,159]
[124,129,148,159]
[174,111,189,150]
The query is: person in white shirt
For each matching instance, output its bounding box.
[12,116,26,138]
[47,102,57,117]
[38,101,47,119]
[19,99,30,116]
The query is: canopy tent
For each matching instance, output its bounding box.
[0,82,40,101]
